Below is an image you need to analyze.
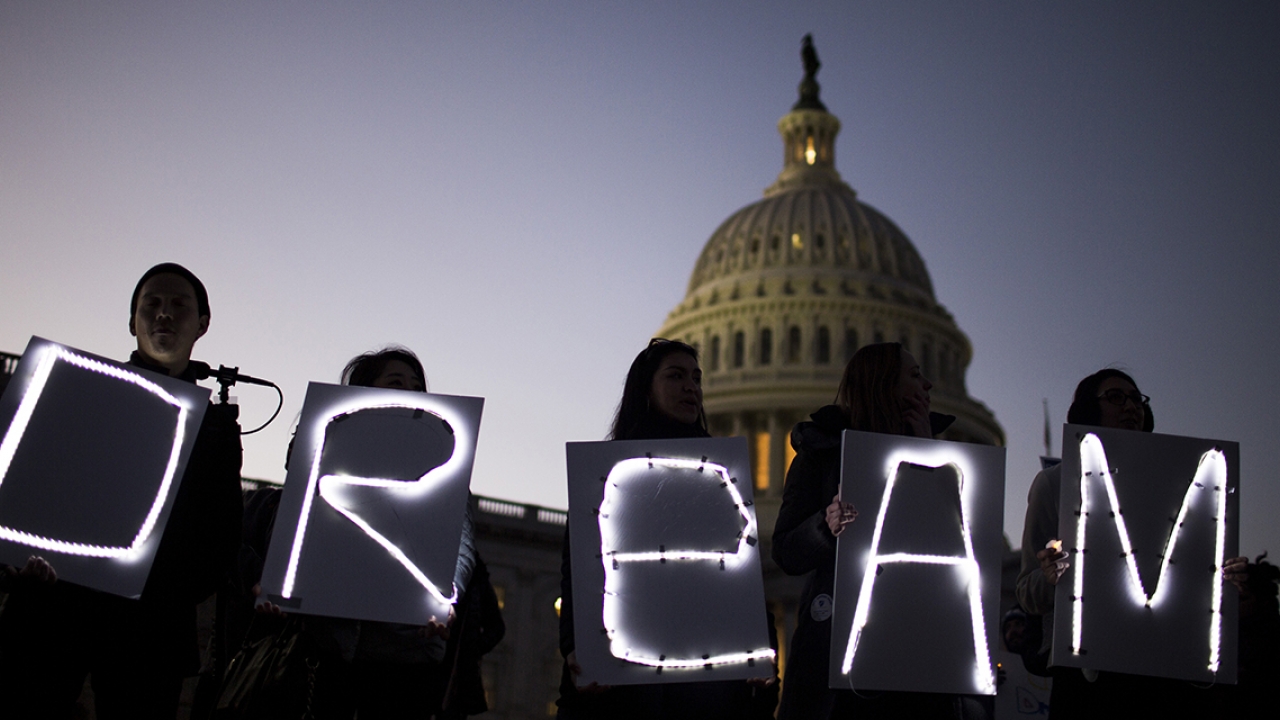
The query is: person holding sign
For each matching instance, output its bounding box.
[234,346,497,720]
[773,341,967,719]
[556,338,778,720]
[1016,368,1248,718]
[0,263,244,719]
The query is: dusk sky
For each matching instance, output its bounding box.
[3,3,1277,556]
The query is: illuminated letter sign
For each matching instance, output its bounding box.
[598,456,773,670]
[566,437,774,686]
[840,460,994,694]
[0,337,209,598]
[830,431,1005,695]
[1052,426,1238,683]
[259,383,483,625]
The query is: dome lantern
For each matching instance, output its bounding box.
[767,35,846,197]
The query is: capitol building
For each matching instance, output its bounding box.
[657,43,1003,465]
[654,38,1005,671]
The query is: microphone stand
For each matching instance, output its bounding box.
[192,361,285,434]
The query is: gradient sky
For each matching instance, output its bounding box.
[3,2,1277,556]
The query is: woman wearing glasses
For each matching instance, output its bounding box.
[1016,368,1247,718]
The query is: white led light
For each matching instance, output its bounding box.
[840,458,994,695]
[597,456,775,670]
[317,478,456,606]
[281,395,472,606]
[615,647,777,670]
[0,345,190,560]
[1069,433,1229,673]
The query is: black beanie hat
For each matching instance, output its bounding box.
[130,263,210,319]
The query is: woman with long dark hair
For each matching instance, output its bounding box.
[1016,368,1246,718]
[772,341,963,719]
[556,338,777,720]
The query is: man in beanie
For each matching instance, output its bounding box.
[0,263,243,719]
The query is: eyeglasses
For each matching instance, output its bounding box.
[645,337,695,357]
[1097,389,1149,407]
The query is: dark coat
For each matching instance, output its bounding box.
[438,556,505,719]
[771,405,847,720]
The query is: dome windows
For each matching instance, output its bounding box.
[843,328,859,362]
[759,328,773,366]
[791,233,803,250]
[786,326,802,364]
[805,136,817,165]
[710,336,721,372]
[817,327,832,365]
[733,332,745,369]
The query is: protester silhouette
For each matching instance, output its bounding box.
[0,263,244,719]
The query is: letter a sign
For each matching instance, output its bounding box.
[830,431,1005,695]
[1052,425,1239,683]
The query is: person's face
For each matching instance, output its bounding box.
[649,352,703,425]
[1003,617,1028,652]
[895,349,932,409]
[130,273,208,374]
[371,359,425,392]
[1096,376,1145,431]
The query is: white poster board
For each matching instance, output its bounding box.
[258,382,483,625]
[831,430,1006,695]
[1051,425,1239,683]
[565,437,774,685]
[0,336,210,598]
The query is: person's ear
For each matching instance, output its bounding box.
[196,314,210,340]
[128,316,136,337]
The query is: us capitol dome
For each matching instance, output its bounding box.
[655,37,1004,543]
